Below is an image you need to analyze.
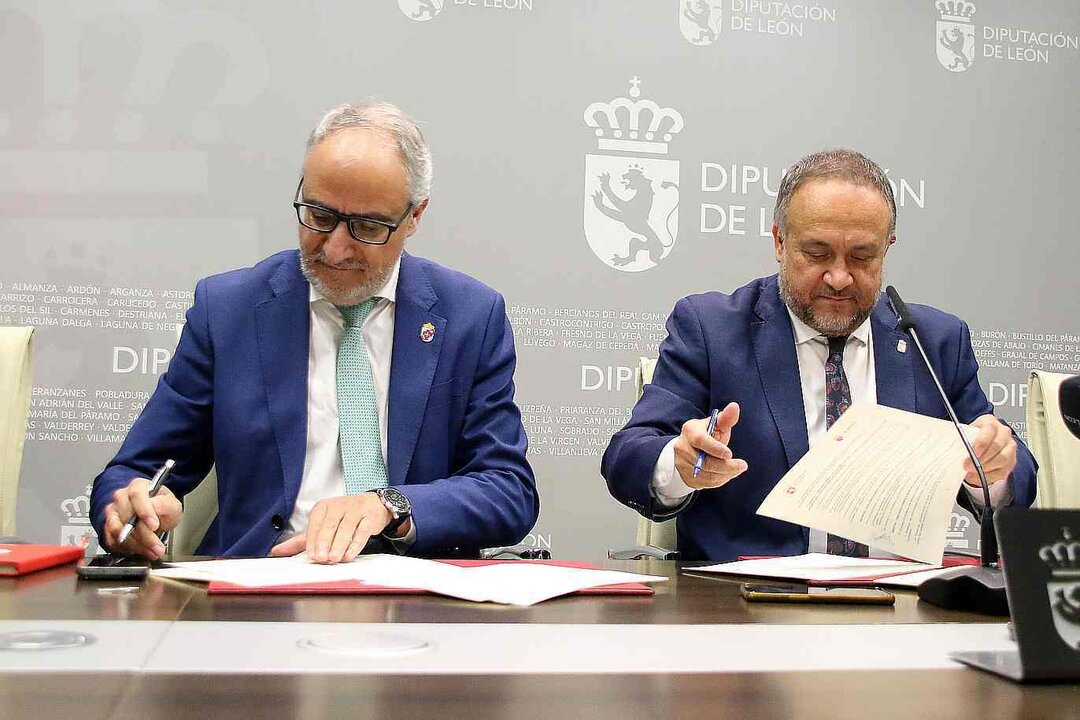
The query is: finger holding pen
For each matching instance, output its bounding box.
[118,459,175,543]
[674,402,748,489]
[103,462,182,559]
[692,408,721,478]
[104,481,168,559]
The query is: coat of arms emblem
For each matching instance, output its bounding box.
[1041,526,1080,650]
[936,0,977,73]
[582,78,683,273]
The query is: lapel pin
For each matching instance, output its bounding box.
[420,322,436,343]
[897,339,907,353]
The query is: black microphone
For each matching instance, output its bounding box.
[1061,375,1080,440]
[885,285,1008,615]
[885,285,916,332]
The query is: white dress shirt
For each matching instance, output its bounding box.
[651,308,1008,554]
[283,259,414,548]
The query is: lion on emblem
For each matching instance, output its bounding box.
[592,167,678,268]
[683,0,718,44]
[410,0,442,21]
[1052,584,1080,629]
[939,26,972,71]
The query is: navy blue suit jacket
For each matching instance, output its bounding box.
[602,275,1037,562]
[91,250,538,557]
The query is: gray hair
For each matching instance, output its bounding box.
[305,101,432,205]
[773,148,896,238]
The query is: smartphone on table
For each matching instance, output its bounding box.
[741,583,894,605]
[75,555,151,580]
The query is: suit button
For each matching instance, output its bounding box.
[271,514,285,531]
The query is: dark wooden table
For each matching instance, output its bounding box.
[2,560,1078,719]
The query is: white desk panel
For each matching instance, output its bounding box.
[145,622,1015,675]
[0,621,1016,675]
[0,620,172,673]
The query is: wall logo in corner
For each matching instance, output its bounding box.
[398,0,444,22]
[583,78,683,273]
[936,0,977,73]
[678,0,723,46]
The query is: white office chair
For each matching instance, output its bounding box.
[1026,370,1080,508]
[608,357,679,560]
[0,327,34,537]
[169,468,218,556]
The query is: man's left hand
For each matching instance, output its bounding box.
[964,414,1017,487]
[270,494,399,564]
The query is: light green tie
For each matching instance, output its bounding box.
[337,299,388,495]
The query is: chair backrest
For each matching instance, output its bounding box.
[170,467,219,555]
[1026,370,1080,508]
[0,327,34,536]
[634,357,677,550]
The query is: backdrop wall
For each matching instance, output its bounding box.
[2,0,1076,559]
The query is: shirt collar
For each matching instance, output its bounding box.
[308,256,402,307]
[786,307,872,348]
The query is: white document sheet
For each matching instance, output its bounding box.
[690,553,939,583]
[756,403,972,564]
[153,555,666,606]
[871,566,962,589]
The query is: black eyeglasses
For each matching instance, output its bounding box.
[292,178,413,246]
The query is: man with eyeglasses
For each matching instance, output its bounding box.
[91,102,538,563]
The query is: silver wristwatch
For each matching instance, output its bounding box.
[373,487,412,536]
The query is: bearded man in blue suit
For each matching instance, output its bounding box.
[92,102,538,562]
[602,149,1036,562]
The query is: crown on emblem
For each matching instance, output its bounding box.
[61,483,93,524]
[1039,527,1080,577]
[947,514,971,534]
[583,77,685,155]
[936,0,976,23]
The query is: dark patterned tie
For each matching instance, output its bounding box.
[824,335,869,558]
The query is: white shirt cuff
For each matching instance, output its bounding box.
[962,477,1012,508]
[651,438,695,508]
[386,520,417,554]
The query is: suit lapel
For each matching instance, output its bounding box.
[255,252,310,511]
[387,254,445,486]
[872,296,917,413]
[751,276,809,470]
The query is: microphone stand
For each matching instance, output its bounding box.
[886,286,1009,615]
[905,325,998,569]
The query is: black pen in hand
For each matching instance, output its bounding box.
[117,459,176,545]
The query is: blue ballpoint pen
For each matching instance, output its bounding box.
[692,409,720,478]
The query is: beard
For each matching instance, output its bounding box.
[777,259,879,338]
[299,246,398,306]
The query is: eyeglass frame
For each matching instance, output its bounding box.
[292,177,414,246]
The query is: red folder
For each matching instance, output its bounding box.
[0,544,85,576]
[207,559,654,597]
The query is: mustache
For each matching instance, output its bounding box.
[303,249,367,271]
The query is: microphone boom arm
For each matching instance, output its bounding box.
[886,285,998,568]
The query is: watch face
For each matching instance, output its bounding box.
[380,487,410,515]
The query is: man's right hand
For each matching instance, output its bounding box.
[102,477,183,559]
[674,402,748,489]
